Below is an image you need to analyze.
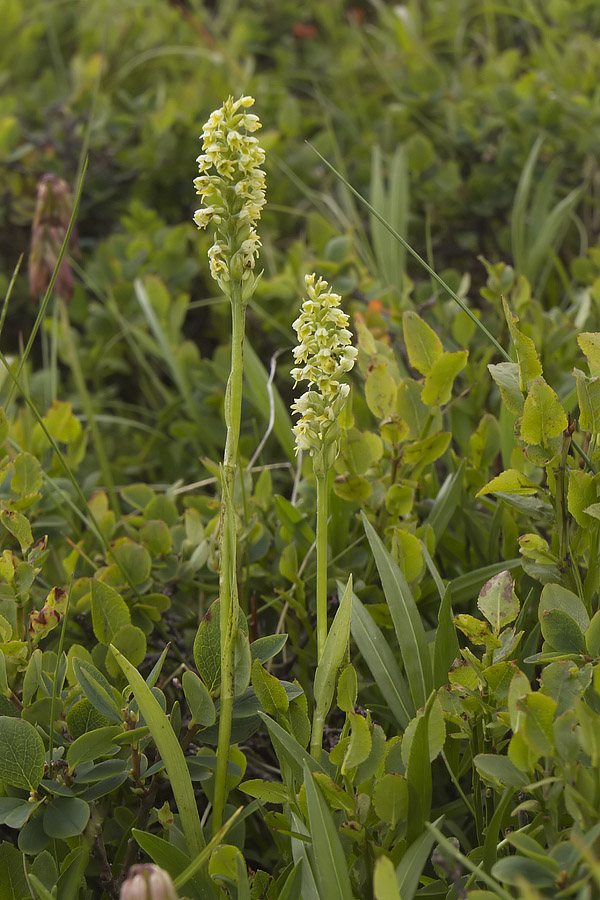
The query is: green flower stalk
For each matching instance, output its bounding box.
[193,95,265,835]
[291,274,357,672]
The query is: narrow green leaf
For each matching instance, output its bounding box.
[395,816,443,900]
[72,658,122,722]
[182,672,216,728]
[350,593,413,727]
[405,696,433,842]
[313,577,352,729]
[110,645,205,856]
[433,586,460,689]
[258,712,326,783]
[362,513,432,709]
[424,461,465,542]
[303,764,353,900]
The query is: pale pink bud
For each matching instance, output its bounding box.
[120,864,177,900]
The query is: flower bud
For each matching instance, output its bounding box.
[28,174,78,302]
[120,864,178,900]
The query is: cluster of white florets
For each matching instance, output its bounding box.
[193,96,266,295]
[291,274,357,464]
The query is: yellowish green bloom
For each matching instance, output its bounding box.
[291,274,357,467]
[193,95,266,299]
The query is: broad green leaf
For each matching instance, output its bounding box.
[488,362,524,415]
[502,298,542,390]
[540,661,592,717]
[193,599,247,693]
[110,539,151,586]
[365,361,397,418]
[28,850,58,894]
[42,798,90,839]
[110,645,205,856]
[250,634,287,665]
[337,664,357,713]
[393,529,422,583]
[520,377,567,445]
[454,614,500,648]
[539,583,590,631]
[586,611,600,656]
[492,856,557,889]
[568,469,597,528]
[396,379,436,439]
[182,671,216,727]
[72,658,122,722]
[374,855,401,900]
[421,350,468,407]
[239,778,288,805]
[350,593,413,727]
[403,432,451,469]
[140,519,172,555]
[66,725,121,771]
[252,660,289,717]
[402,311,443,375]
[0,509,33,553]
[401,696,445,765]
[362,513,432,709]
[574,368,600,433]
[0,841,29,900]
[477,468,539,498]
[0,716,45,790]
[477,570,520,633]
[578,332,600,377]
[576,698,600,765]
[373,773,408,828]
[541,609,586,655]
[106,624,147,676]
[11,452,42,496]
[519,692,556,759]
[303,764,353,900]
[474,753,528,788]
[91,580,130,645]
[341,712,371,774]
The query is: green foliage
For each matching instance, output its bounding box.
[3,1,600,897]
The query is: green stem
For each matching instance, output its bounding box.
[213,283,246,836]
[59,300,121,517]
[315,471,329,664]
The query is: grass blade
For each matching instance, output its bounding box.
[424,460,465,543]
[395,815,443,900]
[433,585,460,689]
[350,591,413,728]
[110,645,205,857]
[258,712,327,784]
[362,512,432,709]
[303,763,353,900]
